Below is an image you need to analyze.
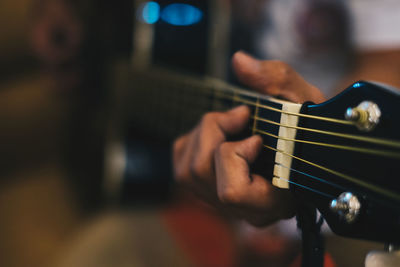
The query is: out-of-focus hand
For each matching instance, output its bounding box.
[173,51,325,226]
[231,51,325,104]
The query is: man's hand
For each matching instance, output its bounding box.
[173,51,325,226]
[232,52,325,104]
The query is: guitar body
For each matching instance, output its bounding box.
[292,81,400,243]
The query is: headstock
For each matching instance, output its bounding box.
[291,81,400,243]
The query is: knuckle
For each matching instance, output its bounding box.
[275,60,291,72]
[264,60,292,86]
[274,61,292,84]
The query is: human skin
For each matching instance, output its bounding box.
[173,51,325,226]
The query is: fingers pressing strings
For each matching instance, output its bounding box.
[173,105,251,203]
[190,105,251,182]
[215,135,296,224]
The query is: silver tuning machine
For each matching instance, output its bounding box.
[345,101,381,132]
[330,192,361,224]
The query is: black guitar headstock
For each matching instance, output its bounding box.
[292,81,400,243]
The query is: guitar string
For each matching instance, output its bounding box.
[229,93,352,125]
[174,81,400,148]
[227,97,400,201]
[140,78,400,201]
[251,97,260,135]
[252,118,399,198]
[144,93,344,198]
[252,115,400,149]
[276,162,348,191]
[248,124,355,194]
[224,92,400,158]
[185,87,400,151]
[253,128,400,159]
[165,93,400,201]
[144,75,400,150]
[226,93,400,147]
[145,73,353,125]
[148,83,400,158]
[180,73,353,125]
[263,144,400,202]
[275,176,335,198]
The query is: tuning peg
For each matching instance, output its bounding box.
[330,192,361,223]
[345,101,381,132]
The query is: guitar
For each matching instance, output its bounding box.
[110,63,400,265]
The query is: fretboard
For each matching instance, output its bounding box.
[122,67,295,139]
[114,66,302,189]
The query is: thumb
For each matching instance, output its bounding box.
[232,51,326,104]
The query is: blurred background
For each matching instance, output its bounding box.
[2,0,399,266]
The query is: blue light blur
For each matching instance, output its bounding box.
[353,82,361,88]
[142,1,160,24]
[161,3,203,26]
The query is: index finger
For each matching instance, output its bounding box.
[215,135,295,219]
